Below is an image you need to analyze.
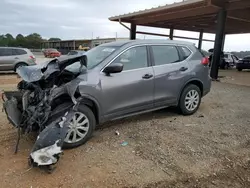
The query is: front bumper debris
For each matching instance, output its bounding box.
[29,110,75,172]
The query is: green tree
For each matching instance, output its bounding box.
[0,35,8,46]
[16,34,26,47]
[25,33,43,48]
[48,38,61,41]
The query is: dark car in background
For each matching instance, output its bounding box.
[236,55,250,71]
[67,50,86,56]
[0,47,36,71]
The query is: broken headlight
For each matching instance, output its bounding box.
[30,140,62,166]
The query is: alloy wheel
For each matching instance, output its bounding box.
[184,90,200,112]
[64,112,90,143]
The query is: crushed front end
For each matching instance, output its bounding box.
[2,55,87,172]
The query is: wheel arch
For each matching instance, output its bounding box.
[51,93,101,125]
[178,78,204,104]
[14,61,28,71]
[79,96,101,125]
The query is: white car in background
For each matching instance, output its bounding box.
[0,47,36,71]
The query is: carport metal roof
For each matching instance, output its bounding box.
[109,0,250,34]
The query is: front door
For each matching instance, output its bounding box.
[100,46,154,120]
[150,45,192,108]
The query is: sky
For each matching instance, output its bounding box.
[0,0,250,51]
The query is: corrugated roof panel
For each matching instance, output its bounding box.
[109,0,206,21]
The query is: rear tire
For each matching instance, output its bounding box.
[237,68,242,71]
[178,84,201,115]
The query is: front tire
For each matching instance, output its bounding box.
[49,103,96,149]
[63,105,96,149]
[179,84,201,115]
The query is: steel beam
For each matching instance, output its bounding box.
[130,23,136,40]
[210,9,227,80]
[198,30,203,49]
[169,28,174,40]
[221,33,226,51]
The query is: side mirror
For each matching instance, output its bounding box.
[103,63,123,76]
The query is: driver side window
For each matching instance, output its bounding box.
[111,46,148,71]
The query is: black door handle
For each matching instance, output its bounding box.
[179,67,188,71]
[142,74,153,79]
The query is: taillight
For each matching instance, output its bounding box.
[30,55,36,61]
[201,57,209,65]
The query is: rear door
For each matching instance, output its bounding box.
[0,48,15,71]
[100,45,155,119]
[150,45,192,108]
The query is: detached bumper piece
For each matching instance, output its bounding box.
[29,111,74,173]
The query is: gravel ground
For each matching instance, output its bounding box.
[0,70,250,188]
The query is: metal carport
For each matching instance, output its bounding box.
[109,0,250,80]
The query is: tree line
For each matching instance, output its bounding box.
[0,33,249,58]
[0,33,61,49]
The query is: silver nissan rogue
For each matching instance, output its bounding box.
[3,40,211,167]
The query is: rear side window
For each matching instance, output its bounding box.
[12,49,27,55]
[151,45,180,66]
[180,46,192,59]
[0,48,12,56]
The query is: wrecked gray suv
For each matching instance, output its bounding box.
[2,40,211,171]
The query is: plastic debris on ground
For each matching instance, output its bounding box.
[121,141,128,146]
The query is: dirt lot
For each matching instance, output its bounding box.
[0,70,250,188]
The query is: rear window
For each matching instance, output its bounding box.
[12,49,27,55]
[0,48,12,56]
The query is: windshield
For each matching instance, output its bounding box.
[84,46,118,69]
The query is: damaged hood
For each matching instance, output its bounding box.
[16,55,87,82]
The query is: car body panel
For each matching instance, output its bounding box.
[150,45,192,107]
[75,40,211,122]
[100,67,154,120]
